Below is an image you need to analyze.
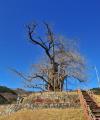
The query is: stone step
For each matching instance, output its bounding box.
[92,109,100,113]
[85,99,93,102]
[94,113,100,117]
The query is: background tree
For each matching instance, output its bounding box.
[12,22,86,92]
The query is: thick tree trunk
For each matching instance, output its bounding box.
[48,78,64,91]
[47,62,65,91]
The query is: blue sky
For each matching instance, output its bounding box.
[0,0,100,90]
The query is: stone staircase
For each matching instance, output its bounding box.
[79,90,100,120]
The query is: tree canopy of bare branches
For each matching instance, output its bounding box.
[12,22,86,91]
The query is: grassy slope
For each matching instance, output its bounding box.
[0,86,16,94]
[0,108,84,120]
[91,88,100,105]
[1,88,100,120]
[0,90,85,120]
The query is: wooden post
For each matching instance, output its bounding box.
[60,81,62,92]
[54,79,55,92]
[66,79,67,91]
[43,81,45,91]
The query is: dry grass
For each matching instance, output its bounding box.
[0,91,83,120]
[23,91,78,97]
[23,91,79,103]
[0,105,8,113]
[0,108,84,120]
[94,95,100,105]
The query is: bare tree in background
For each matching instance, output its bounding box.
[12,22,86,91]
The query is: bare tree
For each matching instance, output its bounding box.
[12,22,86,91]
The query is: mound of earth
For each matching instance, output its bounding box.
[0,86,17,104]
[91,88,100,95]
